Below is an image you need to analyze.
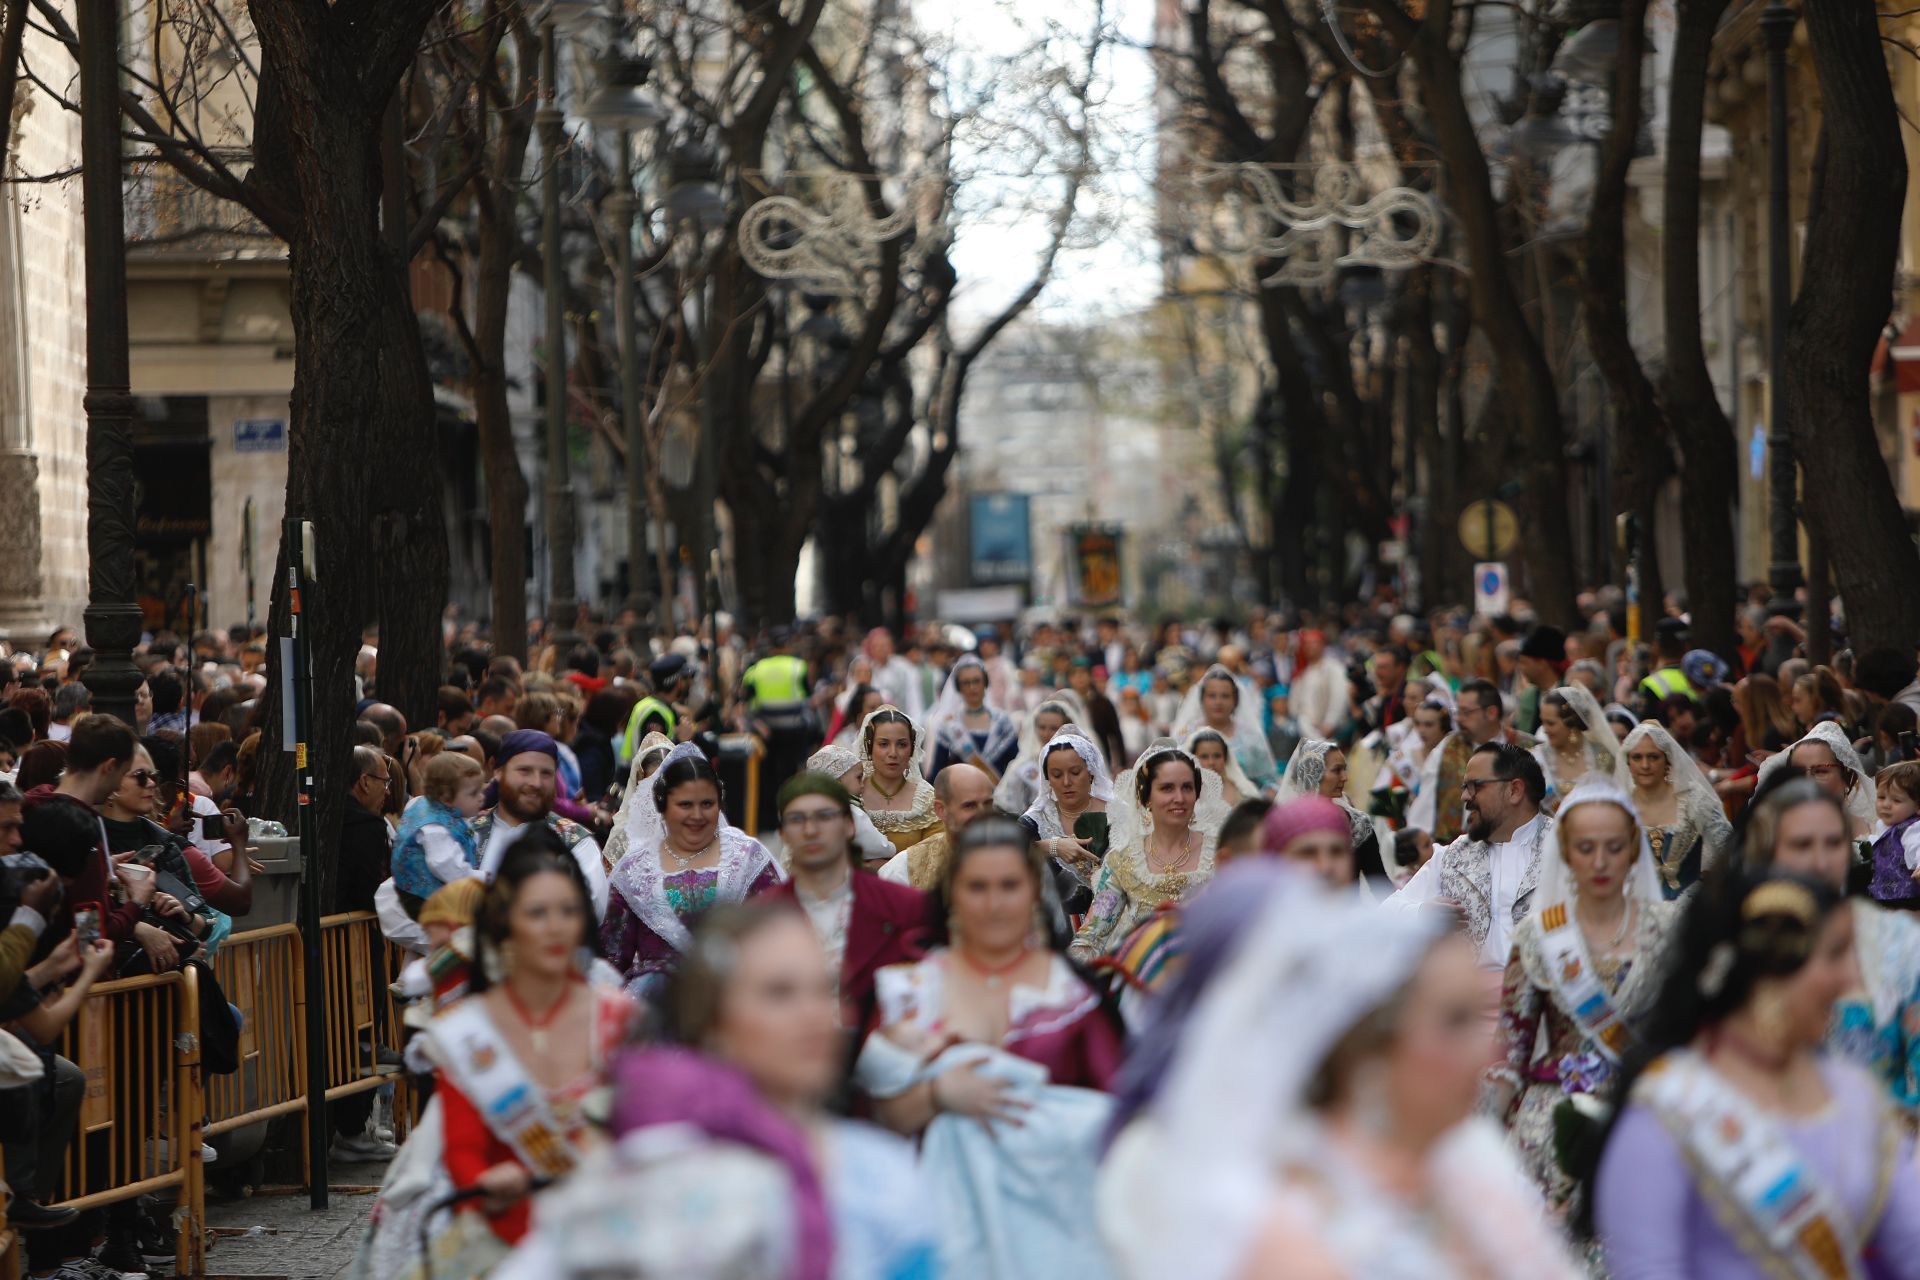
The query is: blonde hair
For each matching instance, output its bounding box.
[423,750,484,805]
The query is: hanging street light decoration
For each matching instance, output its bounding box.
[1191,160,1443,290]
[737,171,940,296]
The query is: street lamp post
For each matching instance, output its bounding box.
[582,48,664,628]
[539,18,579,653]
[1761,2,1803,620]
[77,0,143,726]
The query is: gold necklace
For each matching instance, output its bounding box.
[869,773,908,801]
[1147,829,1196,875]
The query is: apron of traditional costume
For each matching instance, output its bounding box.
[1636,1050,1888,1280]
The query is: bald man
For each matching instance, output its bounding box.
[880,763,995,890]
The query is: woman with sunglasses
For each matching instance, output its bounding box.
[95,738,232,971]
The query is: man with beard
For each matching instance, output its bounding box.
[1389,742,1551,981]
[756,772,929,1028]
[474,729,609,919]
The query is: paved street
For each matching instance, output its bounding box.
[198,1165,386,1280]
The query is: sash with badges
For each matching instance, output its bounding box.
[1535,901,1633,1062]
[1638,1050,1860,1280]
[430,1000,585,1180]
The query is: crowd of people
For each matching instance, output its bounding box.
[9,584,1920,1278]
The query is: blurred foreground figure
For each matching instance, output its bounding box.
[1100,866,1577,1280]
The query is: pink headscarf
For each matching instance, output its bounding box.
[1260,795,1351,856]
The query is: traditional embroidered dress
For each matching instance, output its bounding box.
[1617,722,1734,899]
[1173,665,1280,793]
[1596,1052,1920,1279]
[1425,728,1541,843]
[1097,872,1579,1280]
[600,744,784,999]
[857,949,1124,1280]
[855,705,943,855]
[349,982,638,1279]
[926,657,1022,778]
[1828,901,1920,1117]
[1391,814,1555,971]
[1069,742,1228,964]
[1022,727,1115,901]
[1496,901,1673,1207]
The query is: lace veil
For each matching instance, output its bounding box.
[1173,664,1266,744]
[1615,722,1722,821]
[1108,738,1231,862]
[1276,738,1373,847]
[1754,720,1878,833]
[1138,875,1449,1280]
[855,704,928,781]
[604,731,677,867]
[1022,725,1116,839]
[1532,780,1664,913]
[1551,684,1626,778]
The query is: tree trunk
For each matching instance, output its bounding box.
[1403,20,1579,626]
[1577,0,1670,623]
[1780,0,1920,653]
[247,1,446,908]
[1661,0,1741,662]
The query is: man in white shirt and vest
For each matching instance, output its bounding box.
[1389,741,1552,994]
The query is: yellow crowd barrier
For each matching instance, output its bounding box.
[0,913,416,1276]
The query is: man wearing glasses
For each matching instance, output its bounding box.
[1412,677,1538,844]
[1389,742,1552,978]
[758,771,930,1027]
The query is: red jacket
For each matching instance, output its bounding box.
[758,870,930,1026]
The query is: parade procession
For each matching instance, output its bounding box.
[7,0,1920,1276]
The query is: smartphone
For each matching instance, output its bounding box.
[74,902,101,949]
[199,812,225,841]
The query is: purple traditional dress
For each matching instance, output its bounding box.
[599,744,783,1000]
[1596,1054,1920,1279]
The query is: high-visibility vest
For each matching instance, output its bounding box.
[743,654,808,708]
[620,696,678,764]
[1638,666,1696,703]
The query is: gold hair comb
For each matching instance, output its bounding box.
[1741,879,1818,925]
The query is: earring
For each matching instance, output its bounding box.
[1751,981,1793,1053]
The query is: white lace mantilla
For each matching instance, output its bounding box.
[608,826,779,954]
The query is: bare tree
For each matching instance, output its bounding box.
[1780,0,1920,652]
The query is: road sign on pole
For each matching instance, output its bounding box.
[1474,561,1510,617]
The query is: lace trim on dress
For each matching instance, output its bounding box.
[609,827,777,954]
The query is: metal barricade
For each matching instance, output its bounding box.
[0,914,418,1276]
[48,966,207,1276]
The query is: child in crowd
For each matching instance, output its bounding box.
[1870,760,1920,909]
[388,751,486,918]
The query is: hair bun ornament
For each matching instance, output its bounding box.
[1740,879,1817,926]
[1696,941,1736,998]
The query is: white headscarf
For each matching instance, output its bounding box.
[1755,720,1878,834]
[1108,738,1231,864]
[1548,684,1626,779]
[1023,726,1116,839]
[1184,727,1258,802]
[1615,721,1719,816]
[1138,877,1451,1280]
[1276,738,1373,848]
[924,654,1019,776]
[606,731,676,862]
[607,743,782,967]
[1174,664,1266,745]
[1532,781,1664,914]
[806,744,861,783]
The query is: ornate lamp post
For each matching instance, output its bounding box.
[581,47,664,626]
[78,0,142,724]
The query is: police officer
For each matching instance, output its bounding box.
[620,654,692,764]
[1637,616,1698,718]
[742,627,816,820]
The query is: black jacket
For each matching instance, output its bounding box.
[336,799,391,914]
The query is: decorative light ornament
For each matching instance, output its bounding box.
[736,171,939,296]
[1196,161,1442,289]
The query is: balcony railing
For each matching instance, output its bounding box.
[124,158,279,255]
